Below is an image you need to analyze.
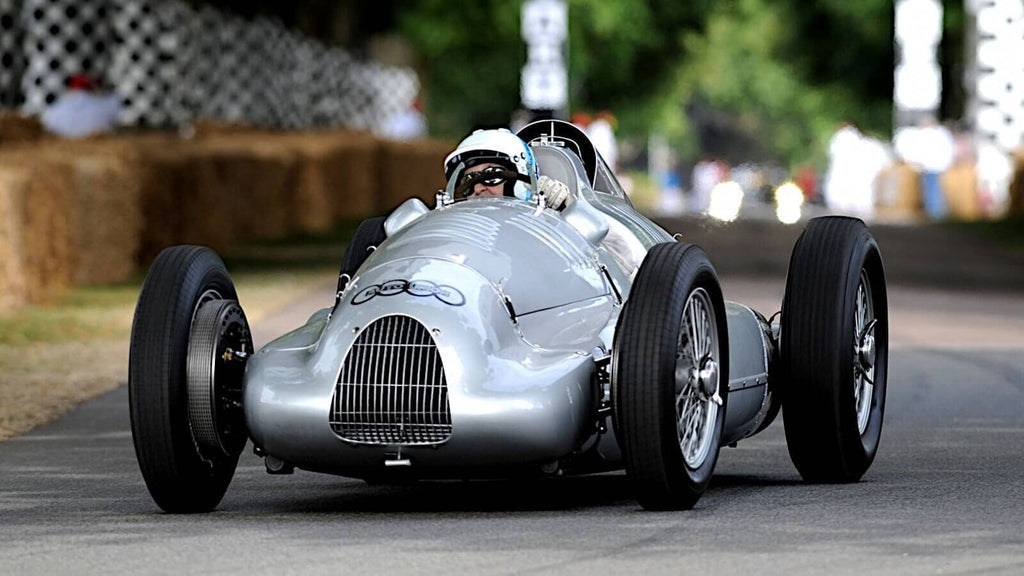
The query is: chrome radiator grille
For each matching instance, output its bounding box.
[330,315,452,445]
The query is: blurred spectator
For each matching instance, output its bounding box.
[794,165,819,203]
[825,122,890,219]
[976,140,1014,217]
[657,157,685,216]
[41,74,121,138]
[691,155,726,214]
[1011,148,1024,216]
[893,117,955,219]
[570,112,592,132]
[939,127,982,220]
[383,96,427,141]
[824,123,862,214]
[510,109,533,133]
[587,110,618,172]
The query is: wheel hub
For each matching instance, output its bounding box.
[187,299,252,458]
[697,358,719,399]
[856,318,877,375]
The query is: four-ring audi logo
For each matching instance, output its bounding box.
[351,279,465,306]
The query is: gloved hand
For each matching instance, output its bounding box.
[537,175,573,210]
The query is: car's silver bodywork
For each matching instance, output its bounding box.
[243,143,777,479]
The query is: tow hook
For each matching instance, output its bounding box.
[384,446,412,467]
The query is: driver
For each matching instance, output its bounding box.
[443,128,572,209]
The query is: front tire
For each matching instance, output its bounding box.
[781,216,888,482]
[613,242,729,510]
[129,246,248,513]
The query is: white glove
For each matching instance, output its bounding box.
[537,175,573,210]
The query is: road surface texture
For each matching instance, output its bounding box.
[2,216,1022,576]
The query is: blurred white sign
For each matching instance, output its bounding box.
[895,62,942,110]
[972,0,1024,151]
[522,0,567,44]
[522,62,568,110]
[895,0,942,48]
[521,0,568,110]
[893,0,942,113]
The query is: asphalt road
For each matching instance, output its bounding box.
[2,217,1023,576]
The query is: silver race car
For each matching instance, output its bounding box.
[129,120,888,513]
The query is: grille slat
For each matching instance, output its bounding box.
[330,316,452,445]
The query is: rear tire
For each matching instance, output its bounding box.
[129,246,246,513]
[613,242,729,510]
[781,216,888,482]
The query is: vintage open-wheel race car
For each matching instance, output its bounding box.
[128,120,888,513]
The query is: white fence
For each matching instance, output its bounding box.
[0,0,417,133]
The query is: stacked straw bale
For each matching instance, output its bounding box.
[0,128,452,313]
[377,139,451,212]
[0,113,45,146]
[875,162,923,221]
[942,163,982,221]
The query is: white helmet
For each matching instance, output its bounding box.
[443,128,537,200]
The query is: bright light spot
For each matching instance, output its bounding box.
[895,0,942,47]
[895,62,942,110]
[774,181,804,225]
[708,181,743,222]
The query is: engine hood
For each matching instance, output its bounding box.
[358,199,610,314]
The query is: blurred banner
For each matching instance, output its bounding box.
[520,0,567,116]
[893,0,943,127]
[0,0,419,133]
[968,0,1024,152]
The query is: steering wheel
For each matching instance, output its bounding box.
[454,169,530,199]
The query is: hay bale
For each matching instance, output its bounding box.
[196,139,297,243]
[0,167,29,313]
[377,139,450,214]
[8,153,75,305]
[173,148,237,253]
[0,112,45,146]
[329,132,382,220]
[69,151,143,285]
[875,162,923,221]
[281,131,382,226]
[942,163,981,221]
[287,136,339,232]
[135,146,189,264]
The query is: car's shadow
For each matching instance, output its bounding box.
[223,470,803,514]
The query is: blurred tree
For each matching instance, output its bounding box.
[397,0,524,136]
[778,0,894,132]
[398,0,711,139]
[676,0,892,167]
[198,1,968,168]
[397,0,899,166]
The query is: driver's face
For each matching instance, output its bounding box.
[463,162,505,197]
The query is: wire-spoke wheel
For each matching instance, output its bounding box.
[613,242,728,511]
[781,216,888,483]
[676,288,722,469]
[853,270,877,435]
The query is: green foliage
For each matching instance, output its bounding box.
[399,0,709,140]
[678,0,890,166]
[395,0,916,166]
[398,0,524,136]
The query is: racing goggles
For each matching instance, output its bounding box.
[461,165,507,188]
